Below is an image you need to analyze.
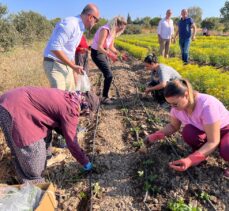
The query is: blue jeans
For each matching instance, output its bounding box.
[179,38,191,63]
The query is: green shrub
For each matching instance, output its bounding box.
[124,24,142,34]
[12,11,53,44]
[0,19,18,51]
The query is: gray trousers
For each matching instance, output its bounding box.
[0,106,46,184]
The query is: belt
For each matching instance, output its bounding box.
[44,57,65,65]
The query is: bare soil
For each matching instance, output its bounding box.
[0,55,228,211]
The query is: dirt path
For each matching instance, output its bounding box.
[0,56,228,211]
[90,64,145,210]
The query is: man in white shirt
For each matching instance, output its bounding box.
[43,4,100,91]
[157,9,174,58]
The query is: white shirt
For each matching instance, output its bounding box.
[44,15,85,62]
[157,18,174,39]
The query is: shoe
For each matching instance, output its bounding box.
[183,62,189,65]
[224,168,229,178]
[101,97,113,105]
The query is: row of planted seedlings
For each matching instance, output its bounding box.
[115,39,229,107]
[117,34,229,66]
[118,59,223,210]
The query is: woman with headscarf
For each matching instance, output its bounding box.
[91,16,127,104]
[0,87,99,183]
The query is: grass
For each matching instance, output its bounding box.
[0,41,49,95]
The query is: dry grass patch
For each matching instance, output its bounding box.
[0,41,49,94]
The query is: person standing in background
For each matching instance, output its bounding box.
[43,3,100,91]
[174,9,196,64]
[157,9,174,58]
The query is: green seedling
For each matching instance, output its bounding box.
[130,126,140,133]
[168,197,202,211]
[121,108,128,114]
[199,191,210,201]
[92,182,101,198]
[79,191,87,199]
[147,118,154,123]
[133,138,144,148]
[148,174,158,182]
[137,170,144,177]
[144,181,152,192]
[143,159,154,166]
[138,83,146,92]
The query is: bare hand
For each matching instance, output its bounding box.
[144,88,151,95]
[72,65,84,74]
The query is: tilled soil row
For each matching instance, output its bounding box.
[0,59,228,211]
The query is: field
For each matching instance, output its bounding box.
[0,35,228,211]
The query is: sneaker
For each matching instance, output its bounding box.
[101,97,113,105]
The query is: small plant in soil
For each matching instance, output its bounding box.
[138,83,146,92]
[92,182,101,198]
[167,197,202,211]
[143,159,154,166]
[137,170,144,177]
[79,191,87,199]
[199,191,210,202]
[133,138,144,148]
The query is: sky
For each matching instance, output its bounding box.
[1,0,226,20]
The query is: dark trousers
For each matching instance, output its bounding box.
[148,81,166,104]
[91,48,113,98]
[182,124,229,161]
[75,51,89,74]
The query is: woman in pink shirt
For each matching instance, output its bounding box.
[144,79,229,177]
[0,87,99,183]
[91,16,127,104]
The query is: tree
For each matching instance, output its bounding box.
[188,6,203,26]
[201,17,220,30]
[149,17,161,27]
[132,17,143,25]
[127,13,132,24]
[142,16,151,28]
[12,11,53,44]
[220,0,229,30]
[50,17,61,27]
[0,4,7,19]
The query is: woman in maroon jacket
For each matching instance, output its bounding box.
[0,87,99,184]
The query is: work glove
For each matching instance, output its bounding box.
[107,52,118,63]
[119,52,128,61]
[144,131,165,147]
[83,162,93,171]
[169,151,206,172]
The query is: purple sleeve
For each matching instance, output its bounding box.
[190,18,194,25]
[60,111,89,166]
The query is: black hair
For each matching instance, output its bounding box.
[144,53,158,64]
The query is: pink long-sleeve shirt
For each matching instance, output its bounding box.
[170,93,229,131]
[0,87,89,166]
